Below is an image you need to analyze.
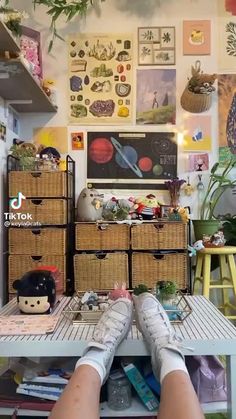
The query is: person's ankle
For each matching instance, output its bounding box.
[158,348,188,383]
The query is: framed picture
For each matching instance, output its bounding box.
[138,26,175,65]
[160,205,172,218]
[183,20,211,55]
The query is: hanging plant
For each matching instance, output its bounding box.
[33,0,106,52]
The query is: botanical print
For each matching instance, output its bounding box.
[226,21,236,55]
[68,33,133,124]
[218,18,236,70]
[138,27,175,65]
[218,74,236,165]
[183,116,211,151]
[136,69,176,125]
[183,20,211,55]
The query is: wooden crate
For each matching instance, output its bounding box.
[75,223,130,250]
[8,255,66,293]
[74,252,128,290]
[132,252,188,289]
[10,199,68,225]
[9,171,71,198]
[9,228,67,255]
[131,222,187,250]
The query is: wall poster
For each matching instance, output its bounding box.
[136,69,176,125]
[183,20,211,55]
[183,116,211,151]
[138,26,175,65]
[218,74,236,165]
[87,131,177,189]
[218,18,236,71]
[68,33,133,124]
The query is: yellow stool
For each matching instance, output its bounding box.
[194,246,236,320]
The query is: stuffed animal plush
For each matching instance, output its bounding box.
[188,63,217,94]
[108,282,132,301]
[77,187,104,221]
[13,270,56,314]
[102,197,133,220]
[133,194,161,220]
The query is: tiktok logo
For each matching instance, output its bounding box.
[9,192,26,210]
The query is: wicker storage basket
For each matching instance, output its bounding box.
[10,199,68,225]
[9,228,67,255]
[9,171,72,198]
[74,252,128,291]
[75,223,130,250]
[132,252,187,289]
[131,222,187,250]
[180,86,212,113]
[8,255,66,293]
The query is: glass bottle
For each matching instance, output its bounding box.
[107,370,132,410]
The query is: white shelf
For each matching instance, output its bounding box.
[0,399,227,417]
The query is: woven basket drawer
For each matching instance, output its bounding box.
[9,228,67,255]
[131,222,187,250]
[132,252,187,289]
[9,171,70,198]
[74,252,128,290]
[75,223,130,250]
[8,255,66,293]
[10,199,68,225]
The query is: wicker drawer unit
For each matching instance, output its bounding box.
[74,252,128,291]
[131,222,187,250]
[9,228,67,255]
[8,255,66,293]
[132,252,188,289]
[75,223,130,251]
[9,171,73,198]
[10,199,69,225]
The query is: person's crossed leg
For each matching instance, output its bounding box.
[50,293,204,419]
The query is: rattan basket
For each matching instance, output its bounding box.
[9,228,67,255]
[9,171,72,198]
[8,254,66,293]
[74,252,128,291]
[10,199,68,225]
[131,222,187,250]
[75,223,130,250]
[180,86,212,113]
[132,252,187,289]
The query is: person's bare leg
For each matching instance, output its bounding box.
[158,370,204,419]
[133,293,203,419]
[49,365,101,419]
[50,298,133,419]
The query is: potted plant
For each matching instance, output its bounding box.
[133,284,149,296]
[193,158,236,240]
[156,280,177,306]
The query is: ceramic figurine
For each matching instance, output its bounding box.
[108,282,132,301]
[188,240,205,257]
[77,187,104,221]
[13,270,56,314]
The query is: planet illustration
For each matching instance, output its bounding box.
[153,164,163,176]
[138,157,153,172]
[89,137,114,163]
[110,137,143,178]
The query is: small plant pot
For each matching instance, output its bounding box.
[192,220,221,241]
[159,293,176,306]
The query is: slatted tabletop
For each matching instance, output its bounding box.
[0,296,236,357]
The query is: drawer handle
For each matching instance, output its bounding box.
[154,223,164,230]
[31,172,42,178]
[153,254,164,260]
[31,199,42,205]
[31,256,43,261]
[98,224,109,231]
[31,230,41,235]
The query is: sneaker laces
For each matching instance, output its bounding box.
[93,314,127,349]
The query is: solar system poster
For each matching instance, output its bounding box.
[87,131,177,189]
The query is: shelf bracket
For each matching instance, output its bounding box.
[4,99,32,117]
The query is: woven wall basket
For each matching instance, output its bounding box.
[180,86,212,113]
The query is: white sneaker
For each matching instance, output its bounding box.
[76,298,133,383]
[133,292,187,381]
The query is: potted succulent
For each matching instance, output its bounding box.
[193,158,236,240]
[133,284,149,296]
[156,280,177,306]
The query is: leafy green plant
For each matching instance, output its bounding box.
[222,216,236,245]
[133,284,149,296]
[156,280,177,296]
[200,158,236,220]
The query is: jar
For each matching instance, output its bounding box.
[107,370,132,410]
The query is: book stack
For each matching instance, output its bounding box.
[16,368,71,401]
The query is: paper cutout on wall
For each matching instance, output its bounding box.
[218,74,236,165]
[33,127,68,154]
[183,116,211,151]
[218,18,236,71]
[183,20,211,55]
[68,33,133,125]
[188,153,209,172]
[136,69,176,125]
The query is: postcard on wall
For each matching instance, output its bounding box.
[136,69,176,125]
[183,20,211,55]
[138,26,175,65]
[87,131,177,189]
[183,116,211,151]
[188,153,209,172]
[68,33,133,125]
[0,122,6,142]
[218,74,236,165]
[33,127,68,153]
[218,18,236,71]
[71,132,84,150]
